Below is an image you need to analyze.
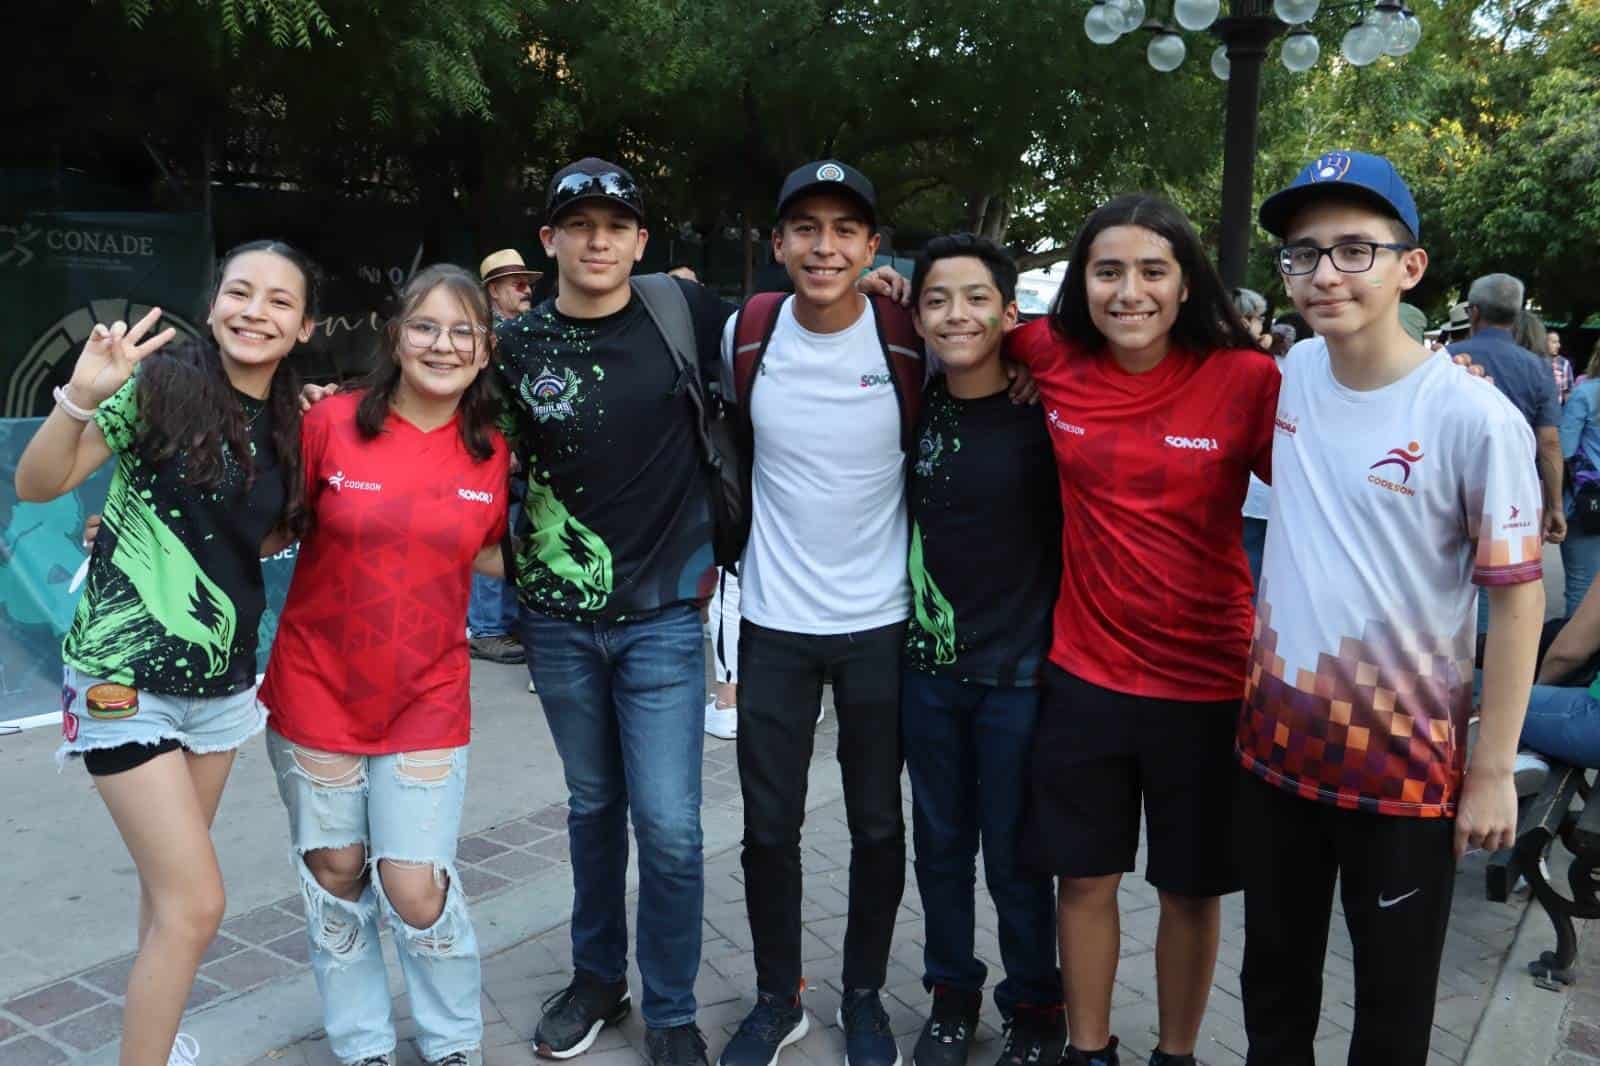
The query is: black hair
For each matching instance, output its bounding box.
[1048,194,1259,357]
[355,264,501,462]
[135,239,317,538]
[911,233,1019,307]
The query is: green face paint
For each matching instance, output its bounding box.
[986,315,1001,328]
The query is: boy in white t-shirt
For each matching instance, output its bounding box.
[1235,152,1544,1065]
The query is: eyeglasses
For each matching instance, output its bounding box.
[404,319,486,352]
[1276,241,1416,276]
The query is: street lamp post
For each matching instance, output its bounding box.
[1081,0,1423,289]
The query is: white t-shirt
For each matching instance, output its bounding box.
[720,297,911,634]
[1236,339,1542,818]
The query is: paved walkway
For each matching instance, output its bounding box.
[252,777,1522,1066]
[0,663,1557,1066]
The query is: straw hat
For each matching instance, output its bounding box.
[479,249,543,285]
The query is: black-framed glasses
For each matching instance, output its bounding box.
[1276,240,1416,276]
[403,319,486,352]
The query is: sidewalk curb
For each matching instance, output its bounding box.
[77,758,848,1066]
[1463,890,1580,1065]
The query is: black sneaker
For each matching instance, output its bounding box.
[647,1025,708,1066]
[912,986,980,1066]
[534,971,632,1059]
[1062,1037,1119,1066]
[992,1005,1065,1066]
[838,989,901,1066]
[1147,1052,1195,1066]
[718,992,809,1066]
[350,1058,392,1066]
[470,634,526,664]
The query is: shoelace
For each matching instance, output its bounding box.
[168,1034,200,1066]
[653,1026,707,1066]
[927,1018,970,1045]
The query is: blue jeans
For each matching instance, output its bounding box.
[519,605,706,1029]
[1520,684,1600,768]
[265,730,481,1063]
[467,574,519,638]
[901,671,1061,1014]
[1563,533,1600,619]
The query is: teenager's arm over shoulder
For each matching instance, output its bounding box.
[1002,317,1056,372]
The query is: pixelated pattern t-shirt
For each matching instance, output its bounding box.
[1236,341,1543,817]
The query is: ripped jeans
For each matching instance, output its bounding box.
[265,729,481,1063]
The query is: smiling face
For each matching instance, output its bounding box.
[1084,225,1188,365]
[540,202,648,302]
[913,255,1018,369]
[395,284,489,407]
[1280,200,1427,341]
[207,250,313,372]
[773,192,881,315]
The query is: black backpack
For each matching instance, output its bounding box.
[630,274,748,569]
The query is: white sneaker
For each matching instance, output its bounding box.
[705,700,738,740]
[1515,750,1550,796]
[817,704,825,724]
[528,678,537,694]
[168,1034,200,1066]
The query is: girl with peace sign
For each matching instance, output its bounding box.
[15,239,318,1066]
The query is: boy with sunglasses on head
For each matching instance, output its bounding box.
[1236,151,1544,1065]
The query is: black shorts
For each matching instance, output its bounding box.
[1022,665,1242,897]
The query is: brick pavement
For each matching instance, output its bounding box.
[1549,925,1600,1064]
[248,795,1522,1066]
[0,711,1529,1066]
[0,723,755,1066]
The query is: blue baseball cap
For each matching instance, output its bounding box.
[1258,150,1420,241]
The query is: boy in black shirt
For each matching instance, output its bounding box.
[902,235,1064,1066]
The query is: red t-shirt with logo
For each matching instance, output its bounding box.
[1006,319,1279,702]
[261,391,509,753]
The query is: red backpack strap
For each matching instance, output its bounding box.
[868,293,926,454]
[732,292,788,415]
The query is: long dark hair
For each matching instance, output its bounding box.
[136,239,319,538]
[1049,194,1259,357]
[355,264,501,461]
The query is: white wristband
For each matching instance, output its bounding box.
[53,385,98,422]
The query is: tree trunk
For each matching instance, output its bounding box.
[965,193,990,234]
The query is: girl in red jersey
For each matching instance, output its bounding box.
[1007,195,1278,1066]
[258,264,509,1066]
[17,240,317,1066]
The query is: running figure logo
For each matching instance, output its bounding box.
[1369,441,1424,483]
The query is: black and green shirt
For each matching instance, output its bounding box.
[493,281,728,622]
[62,373,284,696]
[904,375,1062,686]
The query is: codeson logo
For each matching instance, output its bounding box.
[327,471,382,493]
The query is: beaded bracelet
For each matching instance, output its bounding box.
[52,385,98,422]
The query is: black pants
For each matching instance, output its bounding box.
[1238,773,1457,1066]
[737,619,907,997]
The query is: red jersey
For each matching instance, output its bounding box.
[1007,319,1279,702]
[261,392,510,753]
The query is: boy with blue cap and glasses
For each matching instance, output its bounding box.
[1234,151,1545,1064]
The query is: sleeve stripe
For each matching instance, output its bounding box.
[1474,560,1544,586]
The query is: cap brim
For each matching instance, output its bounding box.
[776,182,876,226]
[548,193,644,225]
[1258,182,1404,240]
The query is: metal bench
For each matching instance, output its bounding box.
[1487,760,1595,986]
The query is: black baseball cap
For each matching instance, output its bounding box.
[545,158,645,225]
[775,160,877,227]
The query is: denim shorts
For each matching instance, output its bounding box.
[56,664,266,769]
